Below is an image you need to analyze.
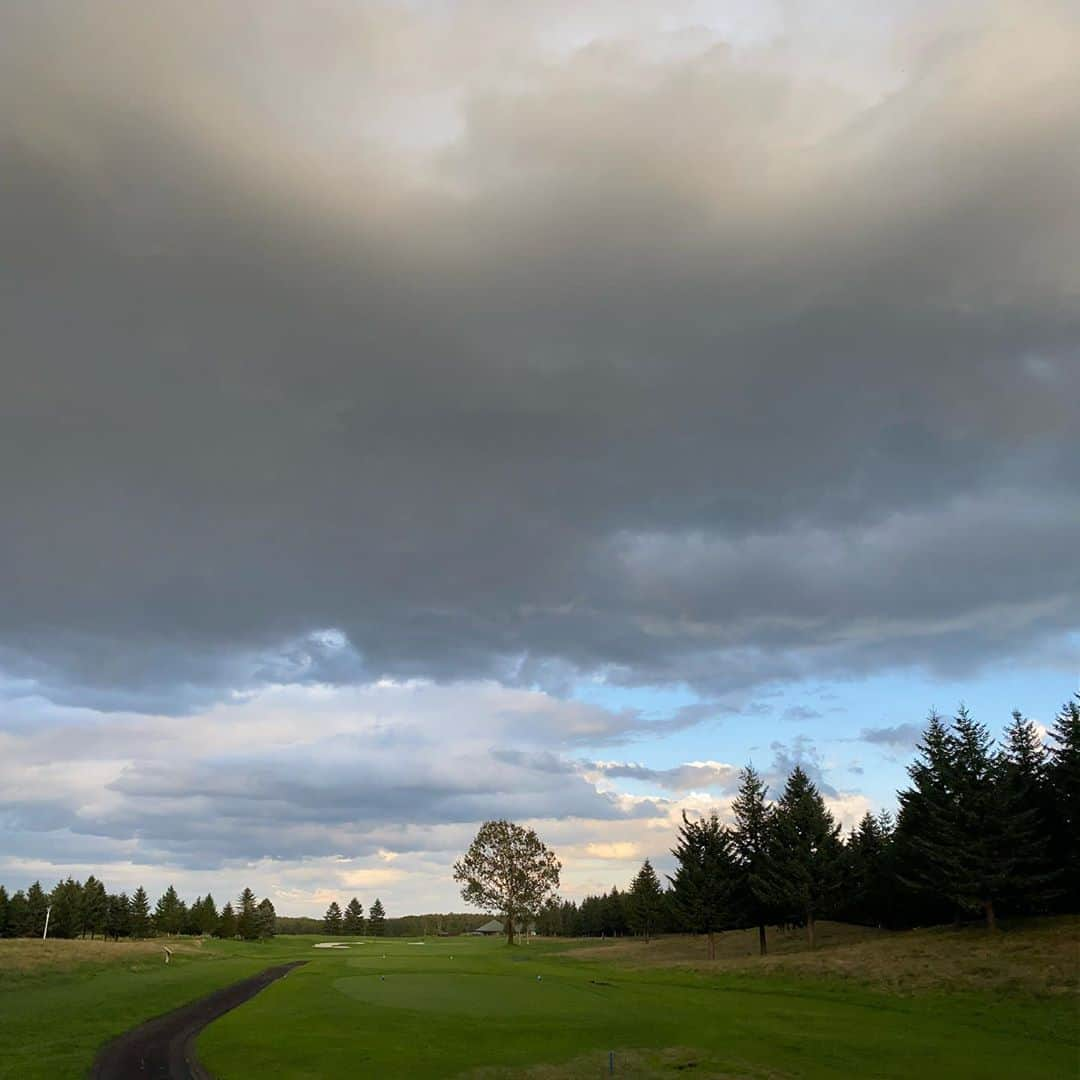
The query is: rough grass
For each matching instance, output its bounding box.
[460,1045,790,1079]
[566,916,1080,997]
[0,936,207,978]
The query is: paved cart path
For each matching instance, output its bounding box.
[90,961,307,1079]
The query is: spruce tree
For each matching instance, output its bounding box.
[669,810,737,959]
[199,893,219,936]
[8,890,30,937]
[898,706,1051,929]
[81,876,108,939]
[1001,711,1056,913]
[895,710,956,924]
[106,893,131,940]
[129,887,152,938]
[762,767,842,948]
[0,884,8,938]
[368,898,386,936]
[49,877,83,938]
[627,859,665,941]
[154,885,183,936]
[1048,695,1080,906]
[324,901,343,935]
[256,898,277,939]
[730,765,775,955]
[237,888,259,940]
[217,901,238,939]
[343,897,365,935]
[843,811,895,927]
[26,881,49,938]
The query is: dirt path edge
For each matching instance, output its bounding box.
[89,960,307,1079]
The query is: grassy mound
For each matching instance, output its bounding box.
[567,916,1080,996]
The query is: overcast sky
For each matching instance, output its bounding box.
[2,0,1077,916]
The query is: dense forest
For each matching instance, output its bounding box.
[539,698,1080,950]
[2,697,1076,946]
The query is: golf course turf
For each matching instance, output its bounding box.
[2,923,1076,1078]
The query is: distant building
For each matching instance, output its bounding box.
[469,919,504,936]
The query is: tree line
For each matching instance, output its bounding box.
[536,697,1079,953]
[0,878,277,941]
[276,910,494,936]
[319,896,387,935]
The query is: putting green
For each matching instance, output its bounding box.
[333,972,622,1018]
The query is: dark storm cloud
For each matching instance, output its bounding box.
[1,0,1078,712]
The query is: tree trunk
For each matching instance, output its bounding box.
[806,913,816,949]
[758,923,767,956]
[506,914,515,946]
[983,898,997,931]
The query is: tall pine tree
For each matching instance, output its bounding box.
[730,765,775,955]
[1048,695,1080,908]
[129,887,152,938]
[343,897,365,935]
[81,876,108,939]
[217,901,238,939]
[323,901,343,935]
[670,811,737,959]
[237,888,259,940]
[368,898,386,936]
[627,860,665,942]
[761,767,842,948]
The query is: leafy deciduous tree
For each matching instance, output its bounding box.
[453,820,561,945]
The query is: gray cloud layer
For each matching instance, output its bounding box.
[1,0,1078,713]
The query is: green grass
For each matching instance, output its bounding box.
[1,924,1077,1078]
[197,932,1077,1079]
[0,938,269,1080]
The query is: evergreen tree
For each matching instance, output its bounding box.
[1001,711,1056,913]
[217,901,238,938]
[843,811,896,927]
[255,898,277,940]
[49,877,83,938]
[0,884,8,938]
[1048,695,1080,907]
[368,898,386,936]
[627,859,665,941]
[323,901,343,935]
[343,897,365,935]
[154,885,184,936]
[730,765,775,955]
[762,767,842,948]
[26,881,49,938]
[129,886,152,938]
[198,893,219,936]
[8,890,30,937]
[669,810,737,959]
[898,707,1050,929]
[237,888,259,940]
[895,711,956,924]
[81,875,108,939]
[184,896,204,936]
[105,893,131,940]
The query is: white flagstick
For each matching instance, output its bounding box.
[42,905,52,940]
